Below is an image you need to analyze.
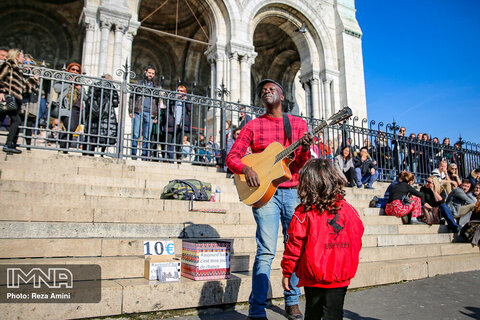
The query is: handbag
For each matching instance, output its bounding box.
[0,67,18,114]
[421,207,440,225]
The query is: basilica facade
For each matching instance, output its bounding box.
[0,0,367,119]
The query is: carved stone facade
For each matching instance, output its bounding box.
[0,0,367,119]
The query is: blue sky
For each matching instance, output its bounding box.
[355,1,480,143]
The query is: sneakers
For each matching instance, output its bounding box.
[285,304,303,320]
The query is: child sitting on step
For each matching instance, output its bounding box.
[281,158,364,320]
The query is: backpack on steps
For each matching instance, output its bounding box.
[161,179,212,201]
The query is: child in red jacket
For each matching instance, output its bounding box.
[281,158,364,320]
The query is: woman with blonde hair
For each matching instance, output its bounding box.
[385,170,425,224]
[0,49,38,153]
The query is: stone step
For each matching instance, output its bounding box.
[0,179,238,199]
[1,243,476,283]
[2,202,396,227]
[0,219,447,241]
[0,221,257,239]
[0,191,242,210]
[0,166,235,191]
[0,230,457,260]
[3,253,477,320]
[0,279,123,319]
[0,237,277,259]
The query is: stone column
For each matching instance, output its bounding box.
[99,19,112,76]
[304,81,312,118]
[229,52,239,103]
[311,78,320,119]
[209,58,216,97]
[324,78,333,119]
[112,23,126,79]
[216,55,225,90]
[82,19,96,76]
[239,55,251,104]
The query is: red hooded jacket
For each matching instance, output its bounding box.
[281,199,364,288]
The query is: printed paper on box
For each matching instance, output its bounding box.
[198,251,230,270]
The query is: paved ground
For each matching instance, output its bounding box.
[150,270,480,320]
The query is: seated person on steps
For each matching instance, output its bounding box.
[419,176,459,233]
[353,147,379,189]
[385,170,425,224]
[446,179,476,227]
[334,146,356,187]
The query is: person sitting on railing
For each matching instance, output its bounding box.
[53,62,87,152]
[446,179,476,226]
[84,74,119,154]
[334,146,356,187]
[385,170,425,224]
[0,49,39,154]
[419,176,459,232]
[353,147,379,189]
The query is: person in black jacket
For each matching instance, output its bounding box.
[84,74,119,154]
[385,170,425,224]
[353,147,379,189]
[165,85,191,161]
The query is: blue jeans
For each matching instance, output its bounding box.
[249,188,301,318]
[439,203,459,232]
[131,112,152,157]
[355,168,379,188]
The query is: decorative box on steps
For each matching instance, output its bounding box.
[181,240,231,280]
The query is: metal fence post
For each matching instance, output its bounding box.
[216,81,229,166]
[115,60,135,159]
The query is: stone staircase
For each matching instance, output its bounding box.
[0,150,479,319]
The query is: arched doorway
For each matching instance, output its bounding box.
[0,0,83,69]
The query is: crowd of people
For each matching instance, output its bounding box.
[374,159,480,241]
[0,50,225,162]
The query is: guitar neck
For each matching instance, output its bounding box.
[274,120,328,163]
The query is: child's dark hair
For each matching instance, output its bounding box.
[297,158,345,213]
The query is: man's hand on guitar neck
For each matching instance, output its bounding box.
[300,132,314,152]
[242,165,260,187]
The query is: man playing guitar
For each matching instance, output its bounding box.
[226,79,313,320]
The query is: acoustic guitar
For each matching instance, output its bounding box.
[234,107,353,208]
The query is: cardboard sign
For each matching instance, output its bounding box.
[144,256,181,281]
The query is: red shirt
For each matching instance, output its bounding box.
[281,200,364,288]
[226,113,311,188]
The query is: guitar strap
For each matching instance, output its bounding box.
[282,113,292,145]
